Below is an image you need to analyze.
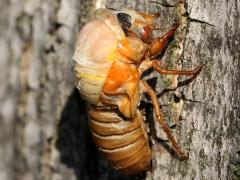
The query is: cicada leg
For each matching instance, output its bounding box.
[149,23,179,56]
[139,60,203,77]
[151,60,203,75]
[140,80,188,160]
[138,41,202,161]
[140,22,203,75]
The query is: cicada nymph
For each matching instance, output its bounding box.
[73,8,202,174]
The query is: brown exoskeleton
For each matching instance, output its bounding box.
[73,8,202,174]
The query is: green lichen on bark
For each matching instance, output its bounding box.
[233,152,240,180]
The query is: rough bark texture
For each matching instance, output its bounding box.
[0,0,239,180]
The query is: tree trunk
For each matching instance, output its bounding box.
[0,0,239,180]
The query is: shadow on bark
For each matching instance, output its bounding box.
[56,88,143,180]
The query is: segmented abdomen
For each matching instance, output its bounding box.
[88,107,151,174]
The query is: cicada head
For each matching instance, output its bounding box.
[107,8,154,44]
[95,8,148,63]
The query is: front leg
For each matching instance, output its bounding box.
[140,80,188,160]
[149,24,179,56]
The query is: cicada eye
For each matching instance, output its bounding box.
[117,12,132,31]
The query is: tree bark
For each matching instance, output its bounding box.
[0,0,239,180]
